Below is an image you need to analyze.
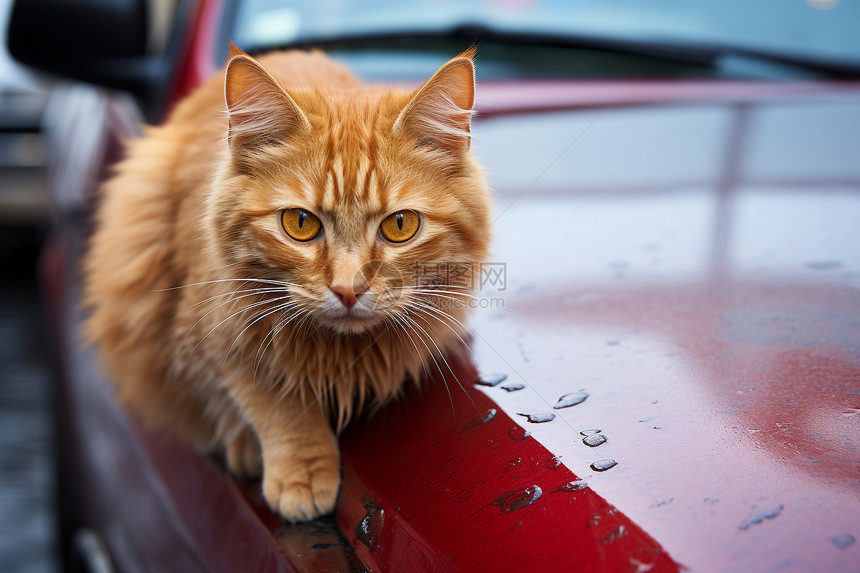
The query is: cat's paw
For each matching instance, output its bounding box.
[262,450,341,522]
[225,428,262,478]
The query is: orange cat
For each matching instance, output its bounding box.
[83,45,491,521]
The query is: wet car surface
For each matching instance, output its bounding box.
[44,80,859,573]
[15,0,860,570]
[335,85,860,571]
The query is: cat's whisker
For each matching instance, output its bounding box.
[320,319,341,353]
[392,282,473,287]
[295,311,317,342]
[388,317,430,386]
[406,293,479,305]
[192,295,293,351]
[183,289,268,346]
[405,284,539,322]
[188,290,286,328]
[273,306,312,346]
[389,314,446,411]
[305,313,330,340]
[401,308,481,419]
[406,295,470,328]
[221,299,298,345]
[393,284,476,293]
[408,287,526,323]
[190,286,290,310]
[406,289,478,299]
[252,309,310,386]
[254,316,288,375]
[223,300,303,367]
[399,288,482,301]
[398,311,467,419]
[389,315,430,379]
[426,292,537,325]
[181,288,290,347]
[304,316,329,343]
[382,315,406,351]
[153,277,299,292]
[404,291,484,313]
[276,307,317,353]
[254,307,311,381]
[405,301,487,413]
[403,297,478,363]
[254,308,296,366]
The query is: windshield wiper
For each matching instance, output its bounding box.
[256,23,860,79]
[710,44,860,79]
[258,24,721,68]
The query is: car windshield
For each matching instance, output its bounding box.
[228,0,860,78]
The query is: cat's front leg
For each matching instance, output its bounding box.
[224,424,263,478]
[230,383,340,522]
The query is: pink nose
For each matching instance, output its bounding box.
[330,284,364,309]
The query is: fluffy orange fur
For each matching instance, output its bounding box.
[83,46,490,521]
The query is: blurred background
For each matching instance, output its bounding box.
[0,0,55,571]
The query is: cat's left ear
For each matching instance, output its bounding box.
[224,47,310,153]
[394,47,476,153]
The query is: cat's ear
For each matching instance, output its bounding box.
[394,47,476,153]
[224,49,310,152]
[227,40,246,58]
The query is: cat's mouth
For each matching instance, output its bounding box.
[316,307,386,334]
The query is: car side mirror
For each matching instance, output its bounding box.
[7,0,177,120]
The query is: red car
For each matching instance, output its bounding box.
[10,0,860,571]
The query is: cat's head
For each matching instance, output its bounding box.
[210,47,491,336]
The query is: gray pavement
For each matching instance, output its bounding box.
[0,235,58,573]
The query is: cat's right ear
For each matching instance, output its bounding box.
[393,48,477,153]
[224,52,310,153]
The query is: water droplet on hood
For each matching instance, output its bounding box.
[829,534,855,550]
[461,408,497,431]
[602,525,626,544]
[555,480,588,492]
[489,485,543,513]
[476,373,507,387]
[517,412,556,423]
[543,455,563,469]
[355,501,384,549]
[501,382,525,392]
[591,459,618,472]
[508,426,531,441]
[583,434,607,447]
[503,457,523,473]
[554,391,589,409]
[738,504,783,530]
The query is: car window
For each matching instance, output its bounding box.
[225,0,860,80]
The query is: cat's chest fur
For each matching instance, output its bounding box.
[170,278,462,429]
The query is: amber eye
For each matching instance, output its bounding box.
[281,208,321,241]
[380,210,420,243]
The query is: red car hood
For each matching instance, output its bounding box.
[336,80,860,572]
[50,72,860,572]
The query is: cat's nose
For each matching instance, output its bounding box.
[330,284,365,309]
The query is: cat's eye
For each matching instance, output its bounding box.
[281,208,322,241]
[380,210,420,243]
